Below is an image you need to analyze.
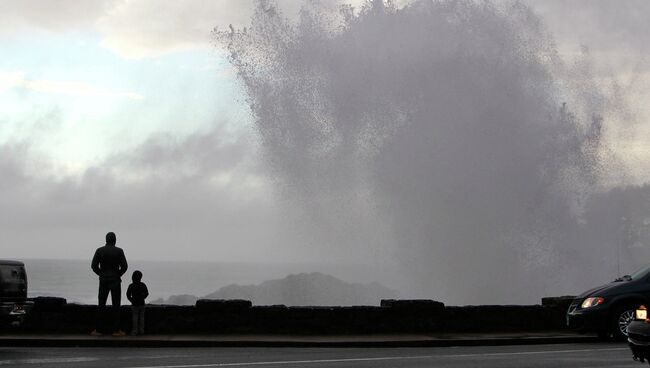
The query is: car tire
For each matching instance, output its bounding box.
[611,304,638,340]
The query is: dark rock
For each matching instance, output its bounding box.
[380,300,446,332]
[541,295,575,309]
[381,299,445,311]
[32,296,67,312]
[18,295,574,334]
[195,299,252,313]
[443,304,568,332]
[151,294,198,306]
[204,273,398,306]
[145,305,196,334]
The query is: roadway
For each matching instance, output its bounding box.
[0,343,636,368]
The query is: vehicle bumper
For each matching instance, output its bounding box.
[0,301,34,325]
[628,321,650,361]
[566,302,609,331]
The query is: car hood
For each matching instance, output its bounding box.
[577,280,638,299]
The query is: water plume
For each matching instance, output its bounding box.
[217,0,619,304]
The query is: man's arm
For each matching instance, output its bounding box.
[91,249,101,276]
[143,285,149,299]
[119,249,128,276]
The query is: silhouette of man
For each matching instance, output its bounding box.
[90,232,128,336]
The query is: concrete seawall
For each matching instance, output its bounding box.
[19,296,574,334]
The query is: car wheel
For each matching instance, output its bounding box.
[612,305,637,340]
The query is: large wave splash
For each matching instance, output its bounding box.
[217,0,618,304]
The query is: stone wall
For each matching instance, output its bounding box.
[19,296,573,334]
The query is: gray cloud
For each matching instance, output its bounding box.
[0,0,113,34]
[527,0,650,72]
[0,0,370,58]
[108,126,252,176]
[0,0,253,56]
[0,122,298,263]
[95,0,257,58]
[3,0,648,63]
[0,143,30,191]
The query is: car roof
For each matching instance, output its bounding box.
[0,260,25,266]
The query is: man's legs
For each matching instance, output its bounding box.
[109,281,122,333]
[94,281,110,333]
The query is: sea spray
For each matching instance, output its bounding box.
[217,0,618,304]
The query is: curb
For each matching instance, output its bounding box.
[0,336,600,348]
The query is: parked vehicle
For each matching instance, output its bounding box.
[0,260,33,327]
[567,263,650,339]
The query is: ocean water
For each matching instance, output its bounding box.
[21,259,405,305]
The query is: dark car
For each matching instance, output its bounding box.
[567,264,650,339]
[0,260,33,327]
[626,306,650,364]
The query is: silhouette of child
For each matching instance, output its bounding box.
[126,270,149,336]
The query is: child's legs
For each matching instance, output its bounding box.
[138,307,145,334]
[131,307,140,334]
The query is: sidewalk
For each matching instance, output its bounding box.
[0,331,599,348]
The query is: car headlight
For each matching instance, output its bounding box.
[637,305,648,320]
[581,297,605,308]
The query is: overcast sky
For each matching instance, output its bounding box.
[1,0,649,262]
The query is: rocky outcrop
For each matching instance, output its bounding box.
[150,294,198,306]
[154,272,399,306]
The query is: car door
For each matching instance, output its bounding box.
[641,275,650,303]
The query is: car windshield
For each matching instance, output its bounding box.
[630,264,650,280]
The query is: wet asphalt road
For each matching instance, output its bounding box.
[0,343,638,368]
